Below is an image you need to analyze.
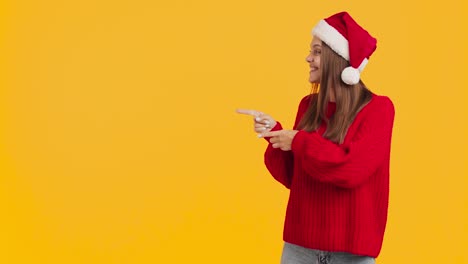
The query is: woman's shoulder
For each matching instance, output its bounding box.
[296,93,316,114]
[363,93,395,119]
[368,93,394,111]
[299,93,317,105]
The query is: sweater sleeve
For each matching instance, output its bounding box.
[290,96,395,189]
[263,122,293,188]
[263,96,310,189]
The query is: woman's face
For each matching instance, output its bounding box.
[306,37,322,83]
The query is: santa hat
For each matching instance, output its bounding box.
[312,12,377,85]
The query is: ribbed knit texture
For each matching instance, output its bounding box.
[264,93,395,258]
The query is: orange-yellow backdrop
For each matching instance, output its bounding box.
[1,1,467,263]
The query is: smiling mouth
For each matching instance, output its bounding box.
[310,67,318,72]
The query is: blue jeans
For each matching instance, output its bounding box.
[281,242,376,264]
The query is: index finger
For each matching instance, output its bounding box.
[259,130,281,138]
[235,109,261,117]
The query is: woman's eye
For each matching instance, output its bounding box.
[313,50,321,55]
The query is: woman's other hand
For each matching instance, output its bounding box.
[259,130,299,151]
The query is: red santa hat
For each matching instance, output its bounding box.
[312,12,377,85]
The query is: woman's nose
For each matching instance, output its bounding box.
[306,54,313,63]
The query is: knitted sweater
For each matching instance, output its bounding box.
[264,93,395,257]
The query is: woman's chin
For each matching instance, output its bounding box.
[308,74,320,83]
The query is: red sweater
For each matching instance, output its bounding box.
[264,93,395,258]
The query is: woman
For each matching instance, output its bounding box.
[237,12,395,264]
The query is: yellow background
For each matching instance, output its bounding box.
[1,0,467,263]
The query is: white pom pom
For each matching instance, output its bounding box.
[341,67,360,85]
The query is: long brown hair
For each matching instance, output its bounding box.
[297,42,373,144]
